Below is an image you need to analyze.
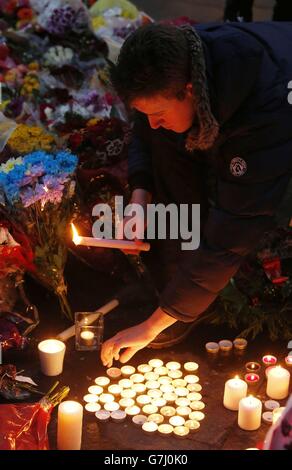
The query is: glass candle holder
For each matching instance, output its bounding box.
[75,311,103,351]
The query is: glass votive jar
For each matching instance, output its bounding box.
[75,311,103,351]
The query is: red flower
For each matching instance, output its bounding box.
[3,0,17,15]
[69,132,84,149]
[17,7,33,20]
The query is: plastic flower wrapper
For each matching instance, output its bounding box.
[263,395,292,450]
[0,150,78,320]
[0,380,70,450]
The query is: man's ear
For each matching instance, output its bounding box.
[185,82,193,97]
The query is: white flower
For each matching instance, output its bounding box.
[106,139,123,157]
[44,46,74,67]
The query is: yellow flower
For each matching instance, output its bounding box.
[28,62,39,71]
[0,100,10,111]
[8,124,55,153]
[92,16,106,29]
[1,157,23,174]
[86,117,101,127]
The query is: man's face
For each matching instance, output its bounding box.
[131,84,196,133]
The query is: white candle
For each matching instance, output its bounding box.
[142,421,158,433]
[132,383,146,394]
[88,385,103,395]
[266,366,290,399]
[132,414,148,426]
[104,402,120,412]
[147,413,164,424]
[154,366,168,376]
[169,415,185,427]
[137,395,152,405]
[158,423,174,435]
[147,389,163,399]
[189,411,205,421]
[185,419,200,432]
[130,373,145,383]
[172,379,187,388]
[95,376,110,387]
[57,401,83,450]
[142,404,158,415]
[99,393,115,404]
[174,387,189,397]
[149,359,164,368]
[184,362,199,372]
[173,426,189,438]
[176,406,192,417]
[168,370,183,379]
[238,396,262,431]
[83,394,99,403]
[184,375,199,384]
[121,389,136,399]
[121,365,136,377]
[107,367,122,379]
[219,340,233,352]
[161,406,176,417]
[85,403,101,413]
[111,410,126,422]
[166,361,181,371]
[205,342,219,353]
[138,364,152,373]
[38,339,66,376]
[108,385,122,396]
[223,376,247,411]
[125,405,141,416]
[119,379,133,389]
[80,330,94,346]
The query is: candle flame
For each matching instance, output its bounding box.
[43,185,49,193]
[71,223,82,245]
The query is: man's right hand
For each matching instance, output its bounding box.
[117,188,151,255]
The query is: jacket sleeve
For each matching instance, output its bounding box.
[159,172,291,322]
[128,112,153,193]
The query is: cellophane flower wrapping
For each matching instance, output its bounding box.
[263,394,292,450]
[0,150,78,319]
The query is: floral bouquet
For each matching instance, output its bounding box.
[0,149,78,319]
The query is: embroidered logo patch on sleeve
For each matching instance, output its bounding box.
[230,157,247,177]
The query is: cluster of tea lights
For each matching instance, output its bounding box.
[223,353,290,431]
[83,359,205,438]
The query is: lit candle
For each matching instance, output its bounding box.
[265,365,277,378]
[147,413,164,424]
[285,355,292,367]
[205,342,219,353]
[125,405,141,416]
[158,376,172,385]
[245,362,261,373]
[142,421,158,434]
[166,361,181,371]
[169,415,185,427]
[104,402,120,412]
[272,406,286,424]
[148,359,164,368]
[154,366,168,376]
[163,392,177,404]
[132,414,147,426]
[80,330,94,347]
[142,404,158,415]
[132,383,146,394]
[145,381,160,390]
[174,387,189,397]
[161,406,176,417]
[151,397,167,408]
[219,340,233,352]
[262,355,277,366]
[88,385,103,395]
[185,419,200,432]
[95,376,110,387]
[187,383,202,392]
[121,365,136,377]
[176,406,192,417]
[223,376,248,411]
[168,370,183,379]
[138,364,152,373]
[262,411,273,424]
[184,362,199,372]
[175,398,190,407]
[99,393,115,404]
[244,373,260,385]
[57,401,83,450]
[71,223,150,251]
[233,338,248,350]
[158,423,173,435]
[187,392,202,402]
[238,396,262,431]
[111,410,126,422]
[266,366,290,399]
[85,403,101,413]
[160,384,175,394]
[83,394,99,403]
[144,372,159,381]
[121,389,136,399]
[130,373,145,383]
[190,401,205,411]
[108,384,122,396]
[119,398,135,409]
[189,411,205,421]
[107,367,122,379]
[38,339,66,376]
[172,379,187,388]
[137,395,152,406]
[119,379,133,389]
[95,410,111,422]
[184,375,199,384]
[173,426,189,438]
[147,389,163,399]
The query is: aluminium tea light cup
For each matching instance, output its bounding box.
[108,384,122,396]
[284,355,292,367]
[142,404,159,415]
[190,401,205,411]
[136,395,152,406]
[125,405,141,416]
[107,367,122,379]
[245,362,261,373]
[173,426,189,439]
[264,400,280,411]
[262,355,277,366]
[88,385,103,395]
[142,421,158,434]
[166,361,181,371]
[205,342,219,354]
[99,393,115,404]
[118,379,133,389]
[160,406,176,418]
[176,406,192,417]
[185,419,200,432]
[168,370,183,379]
[175,398,190,407]
[148,359,164,368]
[189,411,205,421]
[95,410,111,422]
[262,411,273,424]
[158,424,174,435]
[244,373,260,385]
[95,376,110,387]
[219,340,233,352]
[147,413,164,425]
[83,394,99,403]
[187,383,202,392]
[172,379,187,388]
[119,398,135,409]
[120,389,136,399]
[121,365,136,377]
[169,415,185,427]
[184,362,199,372]
[111,410,126,422]
[147,389,163,399]
[233,338,248,350]
[132,383,146,394]
[130,374,145,383]
[144,372,159,382]
[132,414,147,427]
[104,402,120,412]
[85,403,101,413]
[138,364,152,374]
[154,367,169,376]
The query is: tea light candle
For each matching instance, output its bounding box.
[161,406,176,417]
[223,376,248,411]
[272,406,286,424]
[80,330,94,346]
[266,366,290,399]
[145,381,160,390]
[142,421,158,433]
[189,411,205,421]
[57,401,83,450]
[154,366,168,376]
[158,423,174,435]
[205,342,219,353]
[175,387,189,397]
[132,383,146,394]
[130,374,145,383]
[147,389,163,399]
[149,359,164,368]
[119,379,133,389]
[233,338,248,350]
[38,339,66,377]
[121,389,136,399]
[187,383,202,392]
[83,394,99,403]
[142,404,158,415]
[190,401,205,411]
[138,364,152,373]
[184,362,199,372]
[163,392,177,403]
[125,405,141,416]
[184,375,199,384]
[160,384,175,394]
[245,362,261,373]
[99,393,115,404]
[169,415,185,427]
[185,419,200,432]
[285,355,292,367]
[264,399,280,411]
[95,376,110,387]
[244,373,260,385]
[108,384,122,396]
[88,385,103,395]
[151,398,167,408]
[158,376,172,385]
[95,410,111,422]
[104,402,120,412]
[111,410,126,422]
[144,372,159,381]
[219,340,233,352]
[147,413,164,424]
[85,402,101,413]
[168,370,183,379]
[172,379,187,388]
[176,406,192,417]
[262,355,277,366]
[262,411,273,424]
[136,395,152,406]
[132,414,147,426]
[119,398,135,409]
[175,397,190,407]
[121,365,136,377]
[187,392,202,402]
[166,361,181,371]
[107,367,122,379]
[238,396,262,431]
[173,426,190,438]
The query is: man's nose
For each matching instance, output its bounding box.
[148,116,162,129]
